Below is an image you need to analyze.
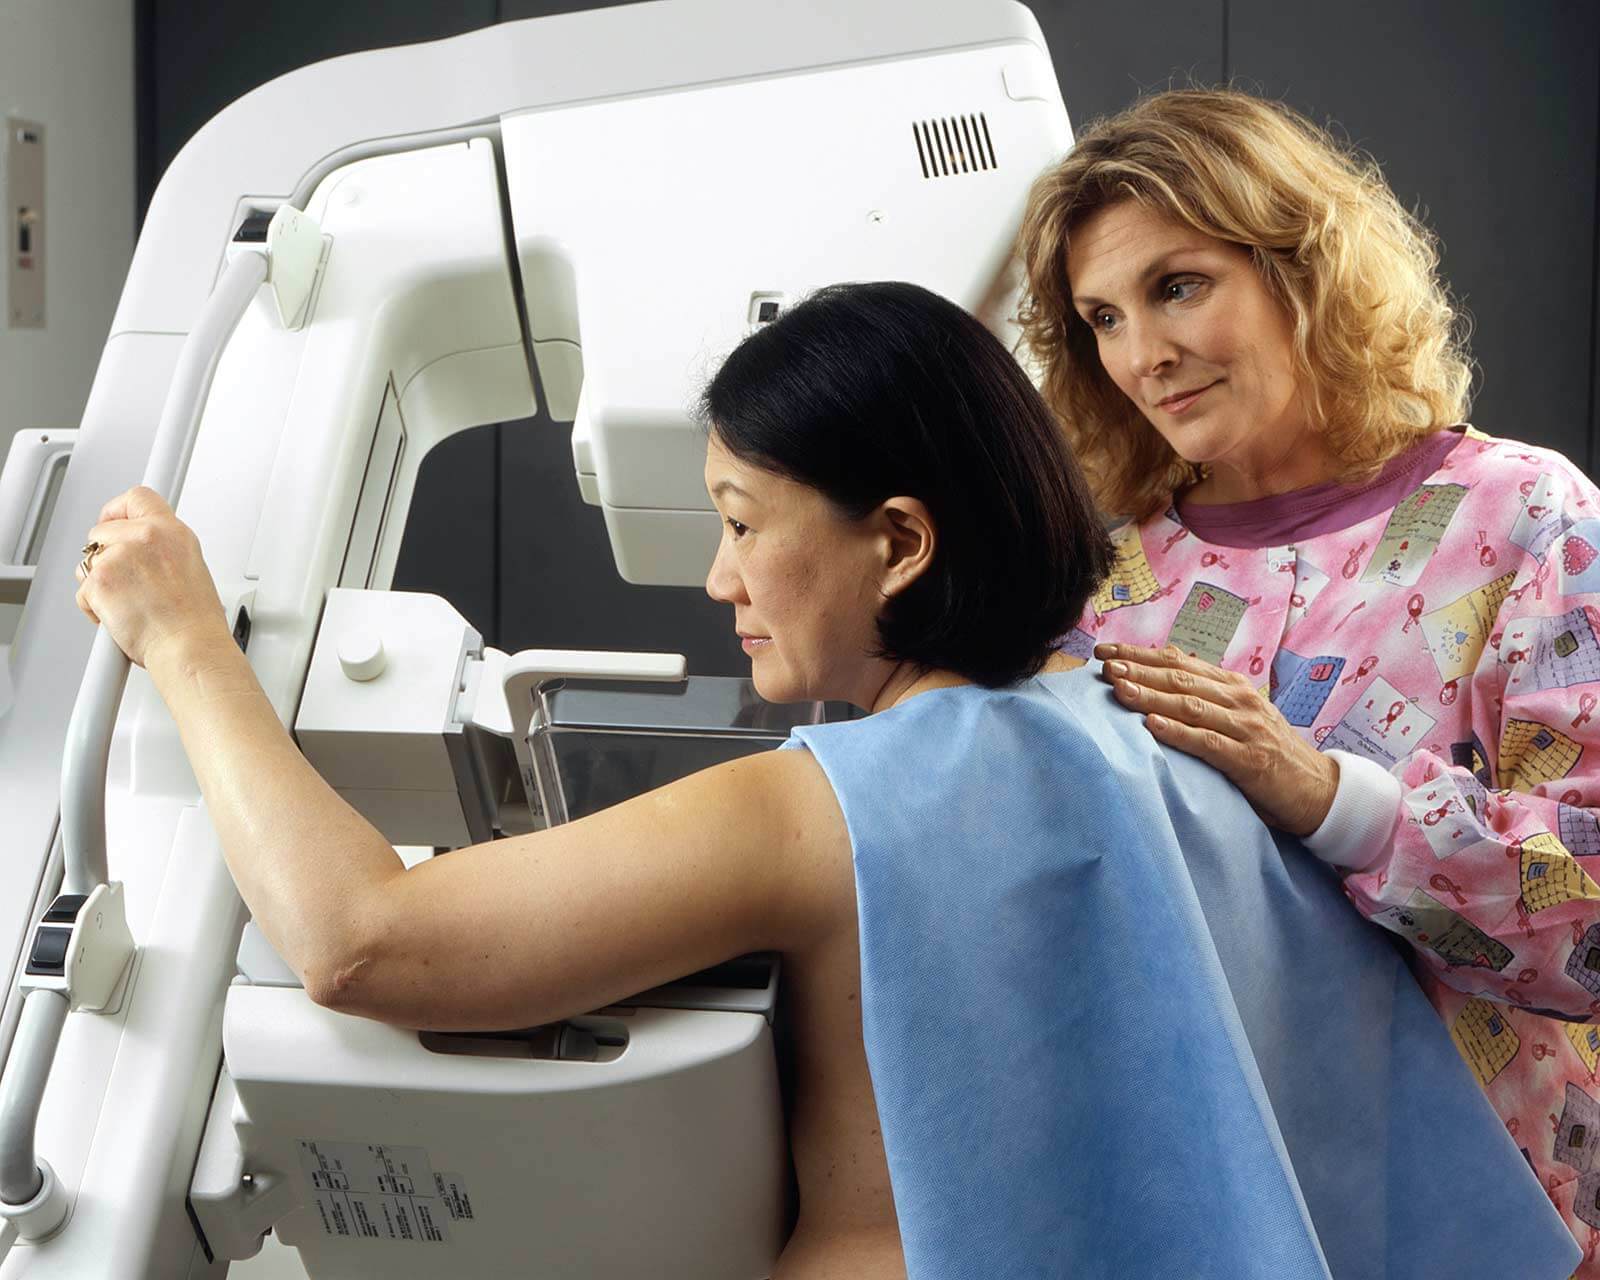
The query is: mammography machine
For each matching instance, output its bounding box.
[0,2,1071,1274]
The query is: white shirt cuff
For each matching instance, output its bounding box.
[1303,750,1403,872]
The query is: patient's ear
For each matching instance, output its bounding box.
[875,497,936,599]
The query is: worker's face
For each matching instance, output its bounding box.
[703,434,893,706]
[1065,201,1310,479]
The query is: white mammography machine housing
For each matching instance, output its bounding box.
[0,2,1071,1275]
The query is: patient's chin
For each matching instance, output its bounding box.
[750,669,783,702]
[750,662,802,706]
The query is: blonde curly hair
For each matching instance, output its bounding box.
[1016,88,1474,521]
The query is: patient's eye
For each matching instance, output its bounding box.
[725,518,749,539]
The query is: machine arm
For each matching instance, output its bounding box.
[0,247,270,1249]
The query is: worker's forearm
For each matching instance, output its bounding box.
[144,625,402,991]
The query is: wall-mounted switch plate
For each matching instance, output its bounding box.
[6,119,45,329]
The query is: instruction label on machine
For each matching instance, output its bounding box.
[298,1140,474,1243]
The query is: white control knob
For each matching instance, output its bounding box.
[337,628,386,682]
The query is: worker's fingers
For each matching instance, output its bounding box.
[1141,711,1260,778]
[1097,643,1257,697]
[1099,651,1256,713]
[1108,676,1249,740]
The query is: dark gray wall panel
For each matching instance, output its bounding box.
[1023,0,1222,132]
[391,423,498,641]
[140,1,496,219]
[495,414,746,673]
[499,0,645,20]
[1229,0,1599,473]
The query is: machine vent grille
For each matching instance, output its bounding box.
[913,113,997,178]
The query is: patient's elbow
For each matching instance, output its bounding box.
[297,890,397,1017]
[302,951,380,1014]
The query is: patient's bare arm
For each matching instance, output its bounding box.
[147,616,904,1276]
[146,619,854,1029]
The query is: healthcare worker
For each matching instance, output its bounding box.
[1019,87,1600,1263]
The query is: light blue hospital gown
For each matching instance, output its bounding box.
[786,665,1577,1279]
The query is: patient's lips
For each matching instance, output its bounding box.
[738,631,772,654]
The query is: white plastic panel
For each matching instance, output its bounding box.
[2,142,530,1280]
[0,429,74,606]
[295,590,481,848]
[111,1,1049,340]
[504,40,1071,583]
[224,988,786,1279]
[338,384,406,590]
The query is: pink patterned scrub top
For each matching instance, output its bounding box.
[1063,425,1600,1268]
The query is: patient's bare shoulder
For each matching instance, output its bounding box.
[771,747,904,1278]
[744,745,858,951]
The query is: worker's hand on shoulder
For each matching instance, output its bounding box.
[1096,642,1340,838]
[74,485,228,671]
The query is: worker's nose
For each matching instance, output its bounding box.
[1125,315,1179,380]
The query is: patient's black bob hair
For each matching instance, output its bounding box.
[702,281,1112,688]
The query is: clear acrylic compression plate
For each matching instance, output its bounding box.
[528,676,828,823]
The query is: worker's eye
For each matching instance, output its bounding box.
[1161,275,1205,304]
[725,518,750,539]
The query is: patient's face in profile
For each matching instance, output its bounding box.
[703,433,890,705]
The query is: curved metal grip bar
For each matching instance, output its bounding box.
[0,992,67,1207]
[0,250,267,1224]
[60,250,268,895]
[289,121,497,211]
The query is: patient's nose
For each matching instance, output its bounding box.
[705,537,744,604]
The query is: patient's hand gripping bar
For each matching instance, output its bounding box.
[0,246,271,1242]
[60,250,270,894]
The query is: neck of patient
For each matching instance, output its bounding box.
[867,662,964,714]
[864,652,1086,715]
